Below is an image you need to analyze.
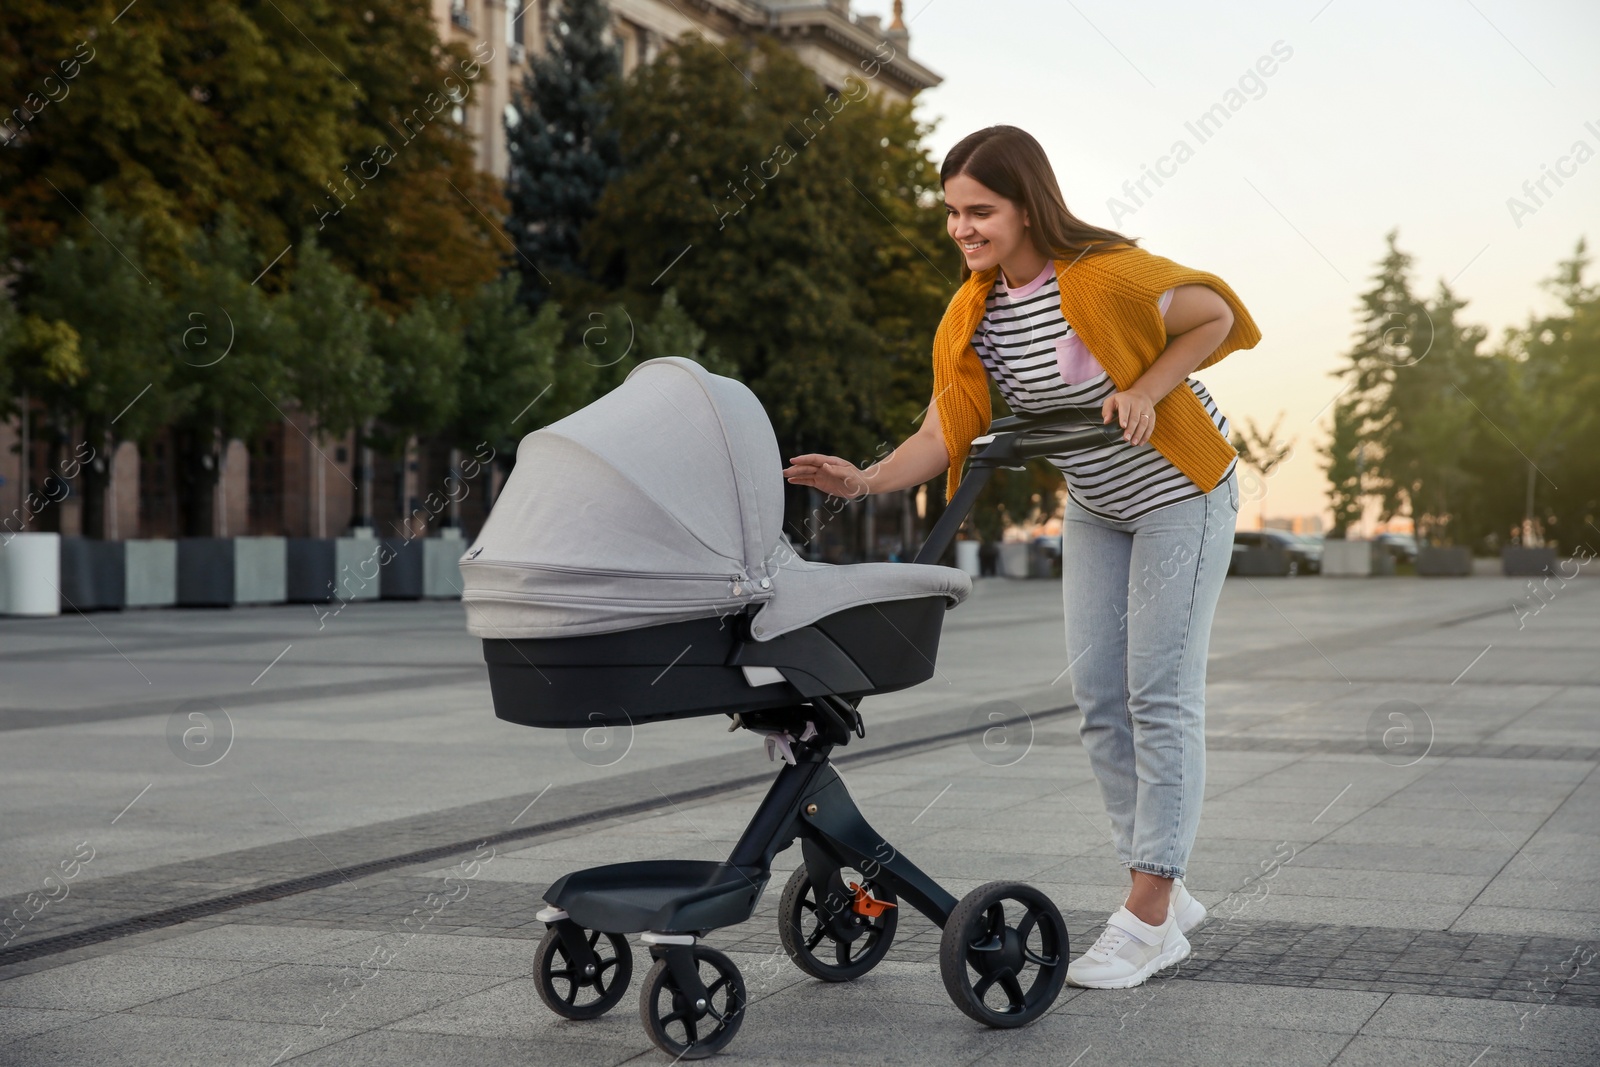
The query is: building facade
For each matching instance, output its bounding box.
[445,0,939,180]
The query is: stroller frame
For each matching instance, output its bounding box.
[508,408,1120,1058]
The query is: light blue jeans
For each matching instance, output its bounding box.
[1061,469,1238,880]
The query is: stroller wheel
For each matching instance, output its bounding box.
[939,881,1068,1028]
[534,922,633,1020]
[778,865,898,981]
[638,945,745,1060]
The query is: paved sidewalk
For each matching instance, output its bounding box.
[1,573,1596,1065]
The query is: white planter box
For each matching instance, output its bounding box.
[423,536,465,599]
[334,537,382,602]
[1321,539,1373,577]
[233,537,287,605]
[126,540,177,608]
[999,542,1031,578]
[1,532,61,616]
[955,540,980,576]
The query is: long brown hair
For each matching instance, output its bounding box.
[940,125,1138,284]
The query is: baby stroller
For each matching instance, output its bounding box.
[460,357,1120,1058]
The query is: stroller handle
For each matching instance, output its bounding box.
[910,407,1121,567]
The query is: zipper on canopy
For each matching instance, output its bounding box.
[462,588,769,608]
[460,558,742,582]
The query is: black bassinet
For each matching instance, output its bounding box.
[459,356,971,728]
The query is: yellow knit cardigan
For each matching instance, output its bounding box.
[932,243,1263,502]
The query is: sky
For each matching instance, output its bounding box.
[891,0,1600,533]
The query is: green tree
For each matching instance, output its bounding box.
[0,216,85,412]
[279,232,385,529]
[0,230,85,519]
[164,209,296,535]
[1323,230,1480,544]
[1376,280,1487,545]
[1322,232,1599,552]
[369,288,476,535]
[1502,241,1600,552]
[505,0,622,313]
[446,277,567,511]
[439,282,737,523]
[0,269,13,409]
[0,0,504,309]
[1322,393,1366,539]
[583,35,951,542]
[452,276,562,457]
[280,233,385,437]
[371,291,468,450]
[635,288,737,377]
[21,194,180,537]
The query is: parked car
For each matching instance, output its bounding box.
[1291,533,1328,564]
[1232,529,1323,575]
[1373,532,1418,565]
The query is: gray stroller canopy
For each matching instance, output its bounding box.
[460,357,970,642]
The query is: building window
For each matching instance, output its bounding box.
[508,0,526,62]
[450,0,471,30]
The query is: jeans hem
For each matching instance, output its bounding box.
[1127,860,1184,880]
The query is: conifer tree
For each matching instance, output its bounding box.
[505,0,623,314]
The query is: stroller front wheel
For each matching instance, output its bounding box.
[778,865,898,981]
[534,921,634,1020]
[939,881,1069,1028]
[638,945,746,1059]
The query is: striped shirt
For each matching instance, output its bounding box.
[971,259,1237,521]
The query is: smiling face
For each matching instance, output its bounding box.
[943,171,1035,278]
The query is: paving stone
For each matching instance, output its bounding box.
[1359,993,1600,1054]
[0,1012,359,1067]
[274,1028,641,1067]
[1329,1035,1552,1066]
[1262,866,1488,905]
[1003,1012,1355,1066]
[1451,905,1600,940]
[123,964,511,1030]
[118,923,386,964]
[1055,980,1385,1033]
[1289,842,1510,876]
[0,1005,102,1043]
[382,976,612,1039]
[0,956,273,1013]
[297,931,550,978]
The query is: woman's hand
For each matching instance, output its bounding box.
[1102,389,1156,446]
[783,454,871,500]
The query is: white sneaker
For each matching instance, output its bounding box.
[1169,878,1206,934]
[1066,905,1192,989]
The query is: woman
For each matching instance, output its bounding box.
[782,125,1261,990]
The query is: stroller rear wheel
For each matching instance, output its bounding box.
[778,865,898,981]
[939,881,1068,1028]
[638,945,746,1060]
[534,921,633,1020]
